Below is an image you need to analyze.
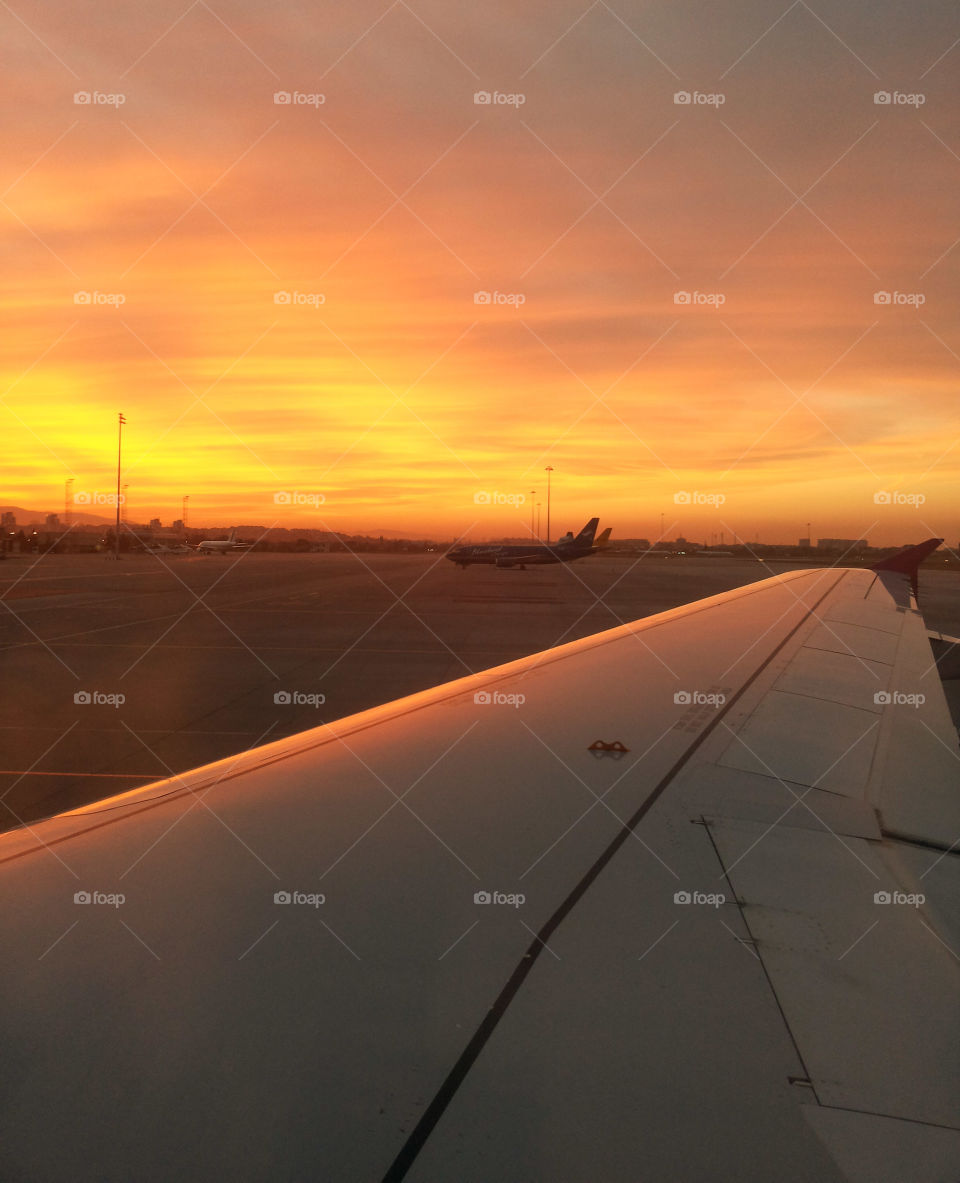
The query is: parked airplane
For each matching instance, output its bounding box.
[556,525,611,548]
[0,540,956,1181]
[446,516,604,568]
[196,529,248,554]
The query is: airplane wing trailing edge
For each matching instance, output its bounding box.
[1,541,958,1181]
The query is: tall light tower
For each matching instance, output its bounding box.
[121,484,129,524]
[545,465,554,544]
[65,478,74,527]
[114,413,125,560]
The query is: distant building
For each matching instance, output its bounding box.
[1,512,15,528]
[149,518,162,530]
[798,537,810,548]
[172,519,183,532]
[45,513,59,528]
[817,538,868,551]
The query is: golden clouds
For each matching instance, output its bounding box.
[1,2,958,541]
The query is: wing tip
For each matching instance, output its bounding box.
[870,538,943,598]
[870,537,943,575]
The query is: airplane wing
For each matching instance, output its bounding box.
[2,543,958,1181]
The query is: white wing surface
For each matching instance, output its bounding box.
[1,546,957,1181]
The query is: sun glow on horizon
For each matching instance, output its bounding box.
[2,2,958,546]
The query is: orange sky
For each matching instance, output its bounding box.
[2,0,958,544]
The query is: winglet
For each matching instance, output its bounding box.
[870,538,942,599]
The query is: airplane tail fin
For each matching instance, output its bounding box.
[594,527,612,549]
[572,517,599,546]
[871,538,942,599]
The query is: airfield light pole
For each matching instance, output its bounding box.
[545,466,553,544]
[536,503,541,539]
[114,413,125,560]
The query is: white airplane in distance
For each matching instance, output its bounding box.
[144,542,192,556]
[196,528,249,554]
[1,540,957,1181]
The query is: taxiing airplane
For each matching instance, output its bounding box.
[196,529,249,554]
[0,540,957,1181]
[446,516,605,568]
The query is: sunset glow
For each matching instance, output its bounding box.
[3,1,958,543]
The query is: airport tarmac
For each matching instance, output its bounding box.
[2,549,958,831]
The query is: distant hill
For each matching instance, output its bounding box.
[0,504,112,526]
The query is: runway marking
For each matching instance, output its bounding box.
[0,770,158,779]
[1,588,70,600]
[0,726,263,736]
[0,570,162,584]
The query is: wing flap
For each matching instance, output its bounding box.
[710,817,957,1126]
